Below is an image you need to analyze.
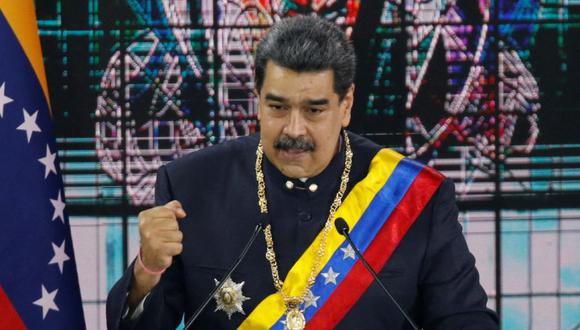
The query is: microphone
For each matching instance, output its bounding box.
[334,218,420,330]
[184,218,267,329]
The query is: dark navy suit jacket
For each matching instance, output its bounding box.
[106,133,498,329]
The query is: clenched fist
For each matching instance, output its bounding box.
[138,200,187,272]
[128,200,187,309]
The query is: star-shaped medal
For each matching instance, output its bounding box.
[213,277,250,319]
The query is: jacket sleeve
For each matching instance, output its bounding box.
[106,165,186,329]
[417,178,499,329]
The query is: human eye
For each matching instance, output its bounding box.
[307,108,324,115]
[269,104,285,111]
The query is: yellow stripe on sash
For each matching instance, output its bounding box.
[239,149,404,329]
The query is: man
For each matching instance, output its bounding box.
[107,16,498,329]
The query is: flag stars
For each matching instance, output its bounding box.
[49,240,70,274]
[50,190,66,223]
[33,285,59,319]
[304,290,320,309]
[38,145,57,178]
[340,245,356,260]
[321,267,340,285]
[0,82,13,118]
[17,108,42,143]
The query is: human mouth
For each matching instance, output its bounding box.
[280,148,309,159]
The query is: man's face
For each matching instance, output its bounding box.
[257,61,354,178]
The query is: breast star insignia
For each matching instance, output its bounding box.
[213,277,250,319]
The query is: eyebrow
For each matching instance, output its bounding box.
[264,93,329,106]
[264,93,288,103]
[304,98,329,106]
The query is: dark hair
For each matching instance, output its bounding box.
[254,15,356,100]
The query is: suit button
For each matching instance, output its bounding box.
[298,211,312,222]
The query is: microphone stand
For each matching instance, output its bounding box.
[184,221,264,329]
[335,218,420,330]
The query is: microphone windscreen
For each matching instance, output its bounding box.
[334,217,350,234]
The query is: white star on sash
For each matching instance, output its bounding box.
[321,267,340,285]
[49,240,70,274]
[16,108,41,143]
[340,245,356,260]
[0,82,14,118]
[33,285,59,319]
[304,290,320,309]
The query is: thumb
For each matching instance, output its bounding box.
[165,200,186,218]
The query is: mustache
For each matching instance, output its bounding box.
[273,135,315,152]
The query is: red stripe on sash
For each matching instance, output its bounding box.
[0,285,27,330]
[306,167,444,329]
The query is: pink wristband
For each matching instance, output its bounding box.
[137,249,166,275]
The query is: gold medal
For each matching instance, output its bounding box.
[285,308,306,330]
[256,131,353,327]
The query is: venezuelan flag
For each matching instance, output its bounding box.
[0,1,85,328]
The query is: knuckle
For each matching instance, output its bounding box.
[138,219,147,233]
[152,206,169,216]
[168,200,182,209]
[162,219,177,231]
[139,208,155,219]
[165,244,177,256]
[160,210,175,220]
[160,205,174,213]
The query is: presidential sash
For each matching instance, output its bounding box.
[239,148,444,329]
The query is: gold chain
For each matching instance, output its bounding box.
[255,130,353,310]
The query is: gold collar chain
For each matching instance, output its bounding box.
[255,130,353,329]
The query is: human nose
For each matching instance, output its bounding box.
[283,109,307,138]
